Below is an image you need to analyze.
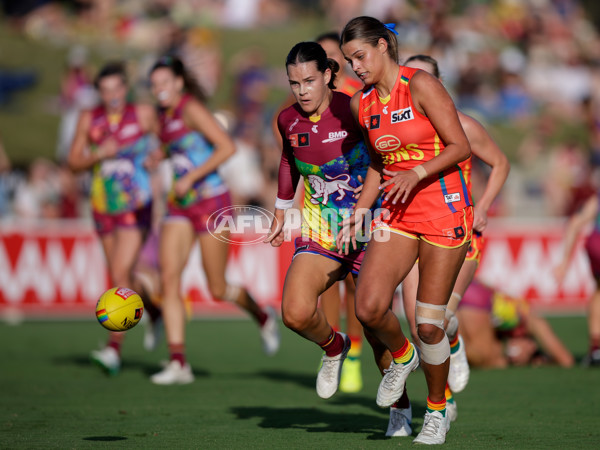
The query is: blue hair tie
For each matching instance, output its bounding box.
[384,23,399,35]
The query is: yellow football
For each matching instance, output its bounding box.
[95,287,144,331]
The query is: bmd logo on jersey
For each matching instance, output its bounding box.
[364,114,381,130]
[322,131,348,143]
[391,107,414,124]
[375,135,401,152]
[290,132,310,147]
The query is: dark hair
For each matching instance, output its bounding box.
[340,16,399,63]
[94,62,127,89]
[285,41,339,90]
[150,55,206,102]
[404,54,440,79]
[315,31,340,45]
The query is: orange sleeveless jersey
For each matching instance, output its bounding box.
[358,66,472,222]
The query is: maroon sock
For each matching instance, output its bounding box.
[391,388,410,409]
[107,339,121,355]
[318,329,345,357]
[169,343,186,366]
[590,335,600,352]
[255,309,268,327]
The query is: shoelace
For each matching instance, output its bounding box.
[382,363,404,389]
[419,412,442,438]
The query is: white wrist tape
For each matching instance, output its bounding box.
[411,165,427,181]
[275,197,294,210]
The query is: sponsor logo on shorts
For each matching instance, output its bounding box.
[443,226,466,240]
[322,131,348,143]
[289,132,310,147]
[444,193,461,203]
[391,107,414,124]
[375,135,401,152]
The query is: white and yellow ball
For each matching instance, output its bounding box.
[95,287,144,331]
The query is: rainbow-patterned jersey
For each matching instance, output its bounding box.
[88,104,153,214]
[158,94,228,208]
[277,91,370,251]
[358,66,472,222]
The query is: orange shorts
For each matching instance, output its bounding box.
[465,230,485,263]
[371,206,473,248]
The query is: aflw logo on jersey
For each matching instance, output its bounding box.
[290,133,310,147]
[391,107,414,124]
[322,131,348,143]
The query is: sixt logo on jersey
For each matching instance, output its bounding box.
[363,114,381,130]
[322,131,348,143]
[391,107,414,124]
[290,132,310,147]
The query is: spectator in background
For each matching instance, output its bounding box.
[13,157,62,219]
[56,45,97,163]
[0,134,11,217]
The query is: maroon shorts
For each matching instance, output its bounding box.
[93,204,152,236]
[293,237,364,280]
[165,192,232,234]
[459,279,493,312]
[585,230,600,278]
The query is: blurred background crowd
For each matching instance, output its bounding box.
[1,0,600,221]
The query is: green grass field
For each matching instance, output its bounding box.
[1,316,598,449]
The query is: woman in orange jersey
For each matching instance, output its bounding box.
[339,17,472,444]
[400,54,510,422]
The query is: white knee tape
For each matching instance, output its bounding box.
[415,301,446,330]
[419,333,450,365]
[446,292,462,316]
[223,285,241,303]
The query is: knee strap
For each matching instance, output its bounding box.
[415,300,446,330]
[419,333,450,365]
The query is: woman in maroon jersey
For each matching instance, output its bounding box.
[67,62,161,375]
[148,56,280,385]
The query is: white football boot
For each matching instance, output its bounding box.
[448,335,470,393]
[316,333,351,399]
[385,403,412,437]
[413,410,450,445]
[260,306,280,356]
[150,360,194,385]
[91,346,120,376]
[376,349,420,407]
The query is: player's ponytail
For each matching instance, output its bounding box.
[150,55,207,103]
[285,41,338,90]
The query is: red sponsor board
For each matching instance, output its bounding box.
[0,219,593,318]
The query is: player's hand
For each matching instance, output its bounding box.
[97,138,119,160]
[380,168,419,205]
[174,175,194,198]
[144,148,165,171]
[264,209,286,247]
[473,206,488,232]
[552,262,568,284]
[336,209,366,255]
[353,175,364,199]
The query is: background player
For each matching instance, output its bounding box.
[554,193,600,366]
[67,62,161,375]
[400,54,510,420]
[339,17,473,444]
[149,56,280,385]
